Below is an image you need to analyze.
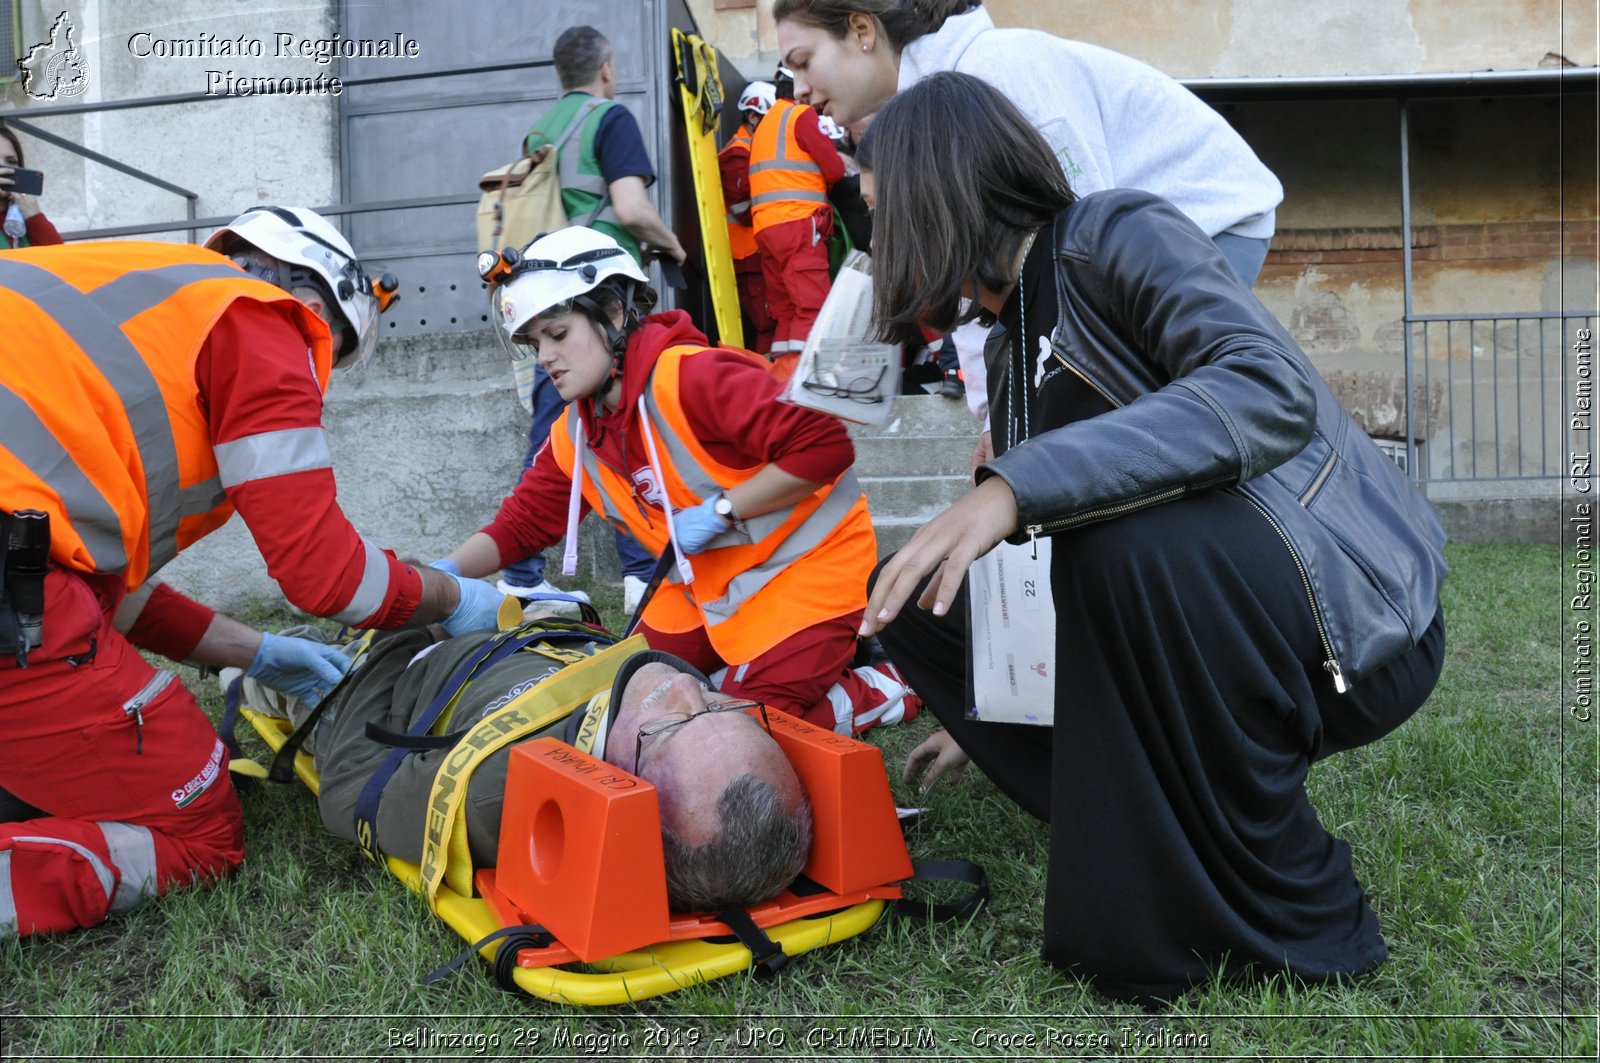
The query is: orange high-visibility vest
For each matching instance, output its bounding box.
[547,344,876,664]
[719,126,759,261]
[749,100,830,235]
[0,241,333,588]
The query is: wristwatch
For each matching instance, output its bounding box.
[713,493,745,532]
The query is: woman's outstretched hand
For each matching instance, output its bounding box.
[860,474,1019,636]
[902,729,971,792]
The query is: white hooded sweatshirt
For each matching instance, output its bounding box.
[898,5,1282,241]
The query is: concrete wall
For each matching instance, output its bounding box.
[985,0,1596,76]
[4,0,340,237]
[695,0,1597,79]
[160,329,527,611]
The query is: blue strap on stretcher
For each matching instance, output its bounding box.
[349,626,611,864]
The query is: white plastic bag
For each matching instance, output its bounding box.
[780,251,902,425]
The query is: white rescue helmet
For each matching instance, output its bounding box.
[479,226,649,362]
[738,80,776,118]
[205,206,396,369]
[816,114,845,141]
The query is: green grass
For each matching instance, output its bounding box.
[1,544,1595,1060]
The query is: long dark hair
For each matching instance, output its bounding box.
[0,123,24,167]
[856,71,1075,343]
[771,0,976,52]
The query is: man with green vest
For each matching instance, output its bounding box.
[527,25,686,267]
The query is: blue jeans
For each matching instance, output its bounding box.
[1211,232,1272,286]
[500,363,657,586]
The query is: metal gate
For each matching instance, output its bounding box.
[336,0,678,339]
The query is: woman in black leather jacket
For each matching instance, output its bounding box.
[857,72,1448,1001]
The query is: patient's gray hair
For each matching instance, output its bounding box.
[662,774,813,911]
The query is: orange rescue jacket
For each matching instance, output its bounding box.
[749,100,831,235]
[718,126,759,261]
[0,241,332,588]
[547,344,875,663]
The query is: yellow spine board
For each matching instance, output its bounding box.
[236,629,893,1006]
[391,856,888,1006]
[671,28,743,348]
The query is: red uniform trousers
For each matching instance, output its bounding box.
[734,253,776,356]
[0,571,244,937]
[755,209,833,382]
[638,607,910,735]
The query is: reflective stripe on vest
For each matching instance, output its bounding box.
[720,127,760,260]
[548,344,873,661]
[540,95,626,234]
[721,127,754,223]
[0,243,331,586]
[0,382,129,571]
[556,99,612,198]
[749,100,830,232]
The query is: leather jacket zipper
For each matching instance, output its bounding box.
[1051,346,1120,408]
[1023,486,1187,555]
[1046,342,1348,693]
[1230,488,1347,693]
[1298,448,1338,506]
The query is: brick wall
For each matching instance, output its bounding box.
[1267,221,1599,265]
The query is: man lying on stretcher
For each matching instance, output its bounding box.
[232,629,812,912]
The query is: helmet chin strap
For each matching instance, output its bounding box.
[573,286,641,403]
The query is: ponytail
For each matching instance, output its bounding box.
[771,0,979,52]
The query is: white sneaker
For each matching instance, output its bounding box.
[495,578,591,617]
[624,575,649,613]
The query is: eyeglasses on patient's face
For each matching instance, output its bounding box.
[632,698,771,775]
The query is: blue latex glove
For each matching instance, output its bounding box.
[245,632,351,708]
[428,557,461,577]
[442,574,506,636]
[674,496,732,555]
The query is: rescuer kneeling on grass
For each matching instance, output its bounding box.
[0,207,507,938]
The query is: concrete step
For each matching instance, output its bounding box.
[859,474,972,517]
[868,517,923,558]
[849,433,975,479]
[848,393,981,437]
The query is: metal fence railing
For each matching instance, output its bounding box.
[1409,311,1596,482]
[0,56,552,245]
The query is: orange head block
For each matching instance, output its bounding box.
[493,737,672,962]
[761,711,914,896]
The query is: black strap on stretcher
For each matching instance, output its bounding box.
[623,545,678,638]
[350,625,614,864]
[218,652,360,783]
[422,923,557,990]
[716,908,790,977]
[892,859,990,923]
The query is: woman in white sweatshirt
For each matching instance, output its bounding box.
[775,0,1285,456]
[775,0,1282,279]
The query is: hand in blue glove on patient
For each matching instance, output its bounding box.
[246,632,351,708]
[674,496,732,555]
[427,557,461,577]
[442,573,506,636]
